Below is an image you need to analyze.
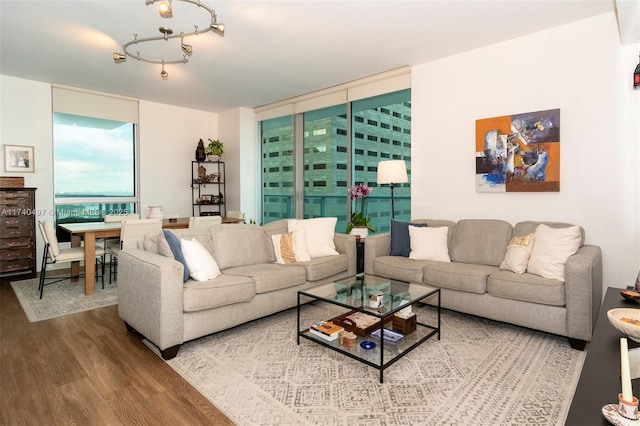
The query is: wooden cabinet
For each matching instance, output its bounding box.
[0,187,37,278]
[191,161,226,217]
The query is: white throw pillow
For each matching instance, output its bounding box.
[180,238,221,281]
[527,224,581,281]
[408,226,451,262]
[271,232,297,264]
[499,233,535,274]
[288,218,338,258]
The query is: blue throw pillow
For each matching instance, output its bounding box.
[389,219,427,257]
[163,230,190,282]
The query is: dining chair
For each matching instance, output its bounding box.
[226,211,245,222]
[188,215,223,232]
[38,221,106,299]
[108,218,163,283]
[103,213,139,283]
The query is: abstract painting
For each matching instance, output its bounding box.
[476,109,560,192]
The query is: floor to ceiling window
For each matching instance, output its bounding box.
[260,87,411,233]
[261,116,295,224]
[52,113,136,240]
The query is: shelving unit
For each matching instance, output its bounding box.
[191,160,226,217]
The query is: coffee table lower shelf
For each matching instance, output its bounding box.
[296,284,440,383]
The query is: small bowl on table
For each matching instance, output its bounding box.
[608,308,640,343]
[621,290,640,303]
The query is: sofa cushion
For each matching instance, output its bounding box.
[223,263,307,293]
[408,225,451,262]
[373,256,426,283]
[183,274,256,312]
[450,219,513,266]
[291,253,349,282]
[389,219,427,257]
[163,230,190,282]
[487,270,566,306]
[527,224,581,282]
[423,261,498,293]
[211,225,271,269]
[499,233,534,274]
[180,238,221,281]
[513,220,585,245]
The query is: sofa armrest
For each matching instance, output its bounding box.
[564,244,603,341]
[334,233,357,276]
[364,233,390,274]
[117,249,185,351]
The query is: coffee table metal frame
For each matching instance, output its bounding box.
[297,275,440,383]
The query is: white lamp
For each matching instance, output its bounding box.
[377,160,408,219]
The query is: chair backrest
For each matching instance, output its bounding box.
[188,215,223,232]
[38,221,61,258]
[120,218,163,251]
[104,213,139,223]
[226,211,245,220]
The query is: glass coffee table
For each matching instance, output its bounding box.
[297,274,440,383]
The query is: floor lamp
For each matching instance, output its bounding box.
[377,160,408,219]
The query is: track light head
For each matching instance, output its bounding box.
[211,22,224,36]
[158,1,173,18]
[180,32,192,55]
[113,52,127,63]
[160,61,168,79]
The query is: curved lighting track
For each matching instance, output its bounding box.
[112,0,225,79]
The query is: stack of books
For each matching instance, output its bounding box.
[310,321,344,342]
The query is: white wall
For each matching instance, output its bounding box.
[138,101,217,218]
[411,12,640,291]
[218,107,259,223]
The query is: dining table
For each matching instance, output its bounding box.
[58,217,243,295]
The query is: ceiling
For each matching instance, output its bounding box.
[0,0,636,114]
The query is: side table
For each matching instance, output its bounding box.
[565,287,640,425]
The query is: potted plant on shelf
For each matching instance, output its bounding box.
[206,138,224,160]
[345,183,376,239]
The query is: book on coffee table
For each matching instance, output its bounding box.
[311,321,344,337]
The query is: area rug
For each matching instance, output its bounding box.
[153,303,586,426]
[10,277,117,323]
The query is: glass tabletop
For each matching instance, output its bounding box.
[299,274,438,317]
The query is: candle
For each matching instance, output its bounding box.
[621,338,633,401]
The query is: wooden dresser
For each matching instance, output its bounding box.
[0,187,37,279]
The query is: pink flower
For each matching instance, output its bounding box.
[349,183,372,200]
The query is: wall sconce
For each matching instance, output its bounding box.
[377,160,408,219]
[112,0,225,80]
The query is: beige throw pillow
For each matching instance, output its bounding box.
[271,232,298,264]
[408,226,451,262]
[527,224,581,281]
[499,233,534,274]
[288,218,338,258]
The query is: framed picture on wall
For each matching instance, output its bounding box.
[3,144,34,173]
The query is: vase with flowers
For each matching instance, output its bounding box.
[345,183,376,238]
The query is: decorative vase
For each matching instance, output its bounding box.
[207,154,219,161]
[349,227,369,239]
[147,205,164,219]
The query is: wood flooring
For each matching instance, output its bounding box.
[0,276,234,426]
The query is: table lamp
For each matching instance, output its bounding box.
[377,160,408,219]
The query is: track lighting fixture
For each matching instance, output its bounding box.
[113,0,225,80]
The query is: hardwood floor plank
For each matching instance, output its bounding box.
[0,277,234,425]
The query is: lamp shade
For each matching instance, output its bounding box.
[377,160,408,185]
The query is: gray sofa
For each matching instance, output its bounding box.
[364,219,603,350]
[117,220,356,359]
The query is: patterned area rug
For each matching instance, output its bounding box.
[10,277,117,323]
[156,303,586,426]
